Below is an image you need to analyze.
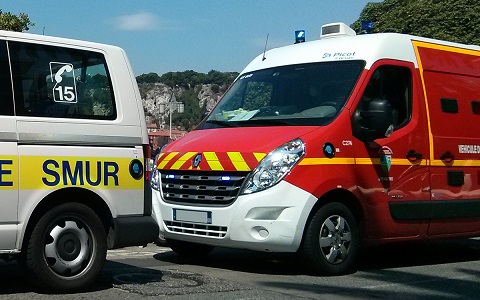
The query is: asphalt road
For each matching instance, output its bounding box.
[2,238,480,299]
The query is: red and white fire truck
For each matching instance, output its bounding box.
[151,22,480,274]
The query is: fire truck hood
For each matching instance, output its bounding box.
[157,126,317,172]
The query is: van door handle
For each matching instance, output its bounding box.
[440,151,454,163]
[406,150,422,162]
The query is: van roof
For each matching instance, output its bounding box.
[0,29,121,52]
[242,32,480,73]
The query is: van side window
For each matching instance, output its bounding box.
[9,41,116,120]
[0,40,14,116]
[360,65,412,128]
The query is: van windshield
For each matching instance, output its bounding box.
[203,60,365,128]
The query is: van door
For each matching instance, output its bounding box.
[412,42,480,236]
[424,71,480,235]
[351,62,430,241]
[0,39,18,250]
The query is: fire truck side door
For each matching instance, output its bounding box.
[424,70,480,235]
[351,62,430,241]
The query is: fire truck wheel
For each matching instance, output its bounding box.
[166,239,214,259]
[23,202,107,292]
[302,202,359,275]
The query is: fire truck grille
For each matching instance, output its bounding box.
[164,221,227,238]
[160,170,249,206]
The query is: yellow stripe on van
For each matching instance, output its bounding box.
[227,152,251,171]
[254,152,267,162]
[19,156,143,190]
[430,159,480,167]
[299,158,355,165]
[356,158,427,166]
[204,152,224,171]
[157,152,179,169]
[300,157,427,166]
[412,41,436,163]
[171,152,197,170]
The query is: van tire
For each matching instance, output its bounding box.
[24,202,107,292]
[302,202,359,275]
[166,239,214,259]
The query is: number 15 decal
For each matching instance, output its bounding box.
[50,62,78,103]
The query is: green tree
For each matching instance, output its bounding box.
[136,72,160,84]
[0,10,34,32]
[352,0,480,45]
[173,87,204,130]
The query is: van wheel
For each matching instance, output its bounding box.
[302,202,359,275]
[166,239,214,259]
[24,202,107,292]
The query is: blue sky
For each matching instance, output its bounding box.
[2,1,380,76]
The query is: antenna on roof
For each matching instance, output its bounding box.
[262,33,269,61]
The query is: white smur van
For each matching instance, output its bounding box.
[0,30,158,292]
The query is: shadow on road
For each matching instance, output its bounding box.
[152,238,480,298]
[153,238,480,275]
[0,259,162,295]
[356,238,480,270]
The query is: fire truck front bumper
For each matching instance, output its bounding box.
[152,180,317,252]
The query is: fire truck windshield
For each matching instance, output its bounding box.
[204,60,365,128]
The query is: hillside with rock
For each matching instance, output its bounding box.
[137,70,238,131]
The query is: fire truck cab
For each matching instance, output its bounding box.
[152,22,480,274]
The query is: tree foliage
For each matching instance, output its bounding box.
[137,69,239,89]
[173,87,205,131]
[351,0,480,45]
[0,10,34,32]
[136,72,161,84]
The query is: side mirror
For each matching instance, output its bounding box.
[352,99,394,141]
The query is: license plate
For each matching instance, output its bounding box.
[173,209,212,224]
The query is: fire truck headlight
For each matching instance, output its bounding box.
[150,167,160,191]
[150,154,160,191]
[241,138,305,194]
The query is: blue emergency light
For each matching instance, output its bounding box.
[295,30,305,44]
[220,175,231,181]
[361,21,373,34]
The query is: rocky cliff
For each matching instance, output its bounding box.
[139,82,224,129]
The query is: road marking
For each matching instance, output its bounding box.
[107,247,171,259]
[363,274,473,289]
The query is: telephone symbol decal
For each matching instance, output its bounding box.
[49,62,78,103]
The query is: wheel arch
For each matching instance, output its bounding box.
[21,187,113,252]
[302,188,365,245]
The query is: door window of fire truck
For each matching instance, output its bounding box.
[356,65,412,129]
[205,60,365,128]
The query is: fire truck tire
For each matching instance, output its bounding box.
[23,202,107,292]
[302,202,359,275]
[166,239,214,259]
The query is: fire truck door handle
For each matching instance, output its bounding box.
[440,151,454,163]
[406,150,422,162]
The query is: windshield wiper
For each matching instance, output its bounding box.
[206,118,296,127]
[247,119,295,126]
[205,120,238,127]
